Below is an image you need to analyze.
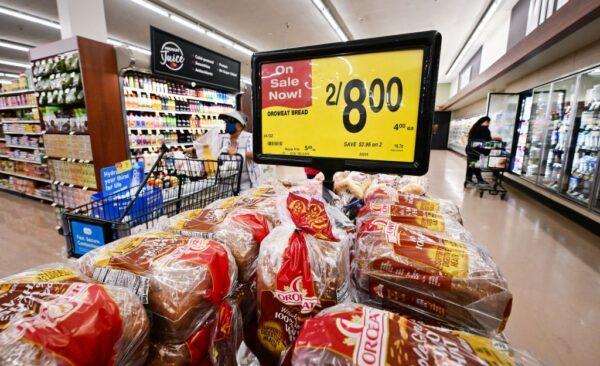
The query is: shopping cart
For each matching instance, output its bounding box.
[465,140,509,200]
[62,145,243,257]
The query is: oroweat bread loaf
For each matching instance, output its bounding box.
[0,282,149,366]
[354,218,512,335]
[256,193,352,361]
[291,303,542,366]
[78,231,237,342]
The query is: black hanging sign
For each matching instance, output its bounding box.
[150,26,241,92]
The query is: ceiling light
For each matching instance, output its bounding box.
[128,0,168,17]
[207,31,234,47]
[311,0,349,42]
[0,6,61,29]
[0,59,30,68]
[445,0,500,77]
[0,40,29,52]
[0,79,13,84]
[170,14,206,34]
[128,44,152,56]
[107,39,123,47]
[0,72,19,78]
[233,44,253,56]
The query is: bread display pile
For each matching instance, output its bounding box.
[0,174,543,365]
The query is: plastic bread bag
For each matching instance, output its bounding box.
[167,206,272,281]
[333,171,372,204]
[368,173,428,196]
[353,218,512,336]
[78,231,237,342]
[290,302,542,366]
[0,262,90,283]
[207,186,282,225]
[357,202,474,244]
[364,184,462,223]
[0,282,150,366]
[256,193,353,361]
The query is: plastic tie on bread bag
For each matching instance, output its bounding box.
[0,282,150,366]
[77,231,237,343]
[353,217,512,336]
[290,302,543,366]
[256,192,353,361]
[356,201,474,244]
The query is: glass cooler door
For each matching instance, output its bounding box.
[522,84,552,182]
[486,93,520,155]
[538,76,577,191]
[563,68,600,205]
[512,95,533,174]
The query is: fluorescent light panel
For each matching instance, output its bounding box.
[0,79,13,84]
[446,0,500,77]
[0,72,19,78]
[0,59,30,68]
[129,0,168,17]
[0,40,29,52]
[0,6,61,29]
[311,0,348,41]
[170,14,206,34]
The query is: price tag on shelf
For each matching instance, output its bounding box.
[253,32,440,175]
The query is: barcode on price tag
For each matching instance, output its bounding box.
[93,267,150,304]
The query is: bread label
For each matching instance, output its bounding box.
[3,268,79,283]
[396,193,440,212]
[93,267,150,304]
[0,283,123,365]
[369,280,448,317]
[258,291,299,354]
[294,305,515,366]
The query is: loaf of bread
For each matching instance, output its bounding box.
[147,319,214,366]
[364,185,462,223]
[357,201,473,243]
[78,231,237,342]
[0,282,149,366]
[369,173,429,195]
[354,217,512,335]
[0,262,89,283]
[291,303,541,366]
[333,171,372,203]
[256,193,352,361]
[168,206,272,281]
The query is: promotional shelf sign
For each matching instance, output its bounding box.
[151,27,241,92]
[251,31,441,175]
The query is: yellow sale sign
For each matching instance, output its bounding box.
[260,49,424,163]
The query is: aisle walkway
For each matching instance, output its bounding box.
[0,151,598,365]
[426,150,599,366]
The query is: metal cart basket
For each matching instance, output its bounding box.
[62,147,243,257]
[465,140,509,200]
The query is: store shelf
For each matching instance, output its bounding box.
[6,144,42,150]
[46,156,92,164]
[0,186,53,202]
[51,180,94,190]
[124,86,235,106]
[9,157,46,165]
[130,142,193,150]
[125,107,221,117]
[3,131,43,135]
[129,127,212,133]
[0,105,37,111]
[0,170,52,183]
[0,89,35,96]
[1,120,40,124]
[0,154,8,158]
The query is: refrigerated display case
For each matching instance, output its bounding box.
[486,93,519,155]
[521,85,552,182]
[447,115,483,155]
[563,68,600,205]
[539,76,577,191]
[512,94,533,174]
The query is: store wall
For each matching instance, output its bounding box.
[450,97,487,120]
[435,83,451,106]
[480,12,511,73]
[504,39,600,92]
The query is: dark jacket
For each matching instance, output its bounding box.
[466,125,492,160]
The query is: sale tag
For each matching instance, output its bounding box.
[260,49,423,163]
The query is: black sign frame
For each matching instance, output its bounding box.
[150,26,241,92]
[251,31,441,176]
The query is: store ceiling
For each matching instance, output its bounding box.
[0,0,489,82]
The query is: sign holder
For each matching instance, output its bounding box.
[251,31,441,191]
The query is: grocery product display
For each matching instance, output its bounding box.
[0,73,51,201]
[512,95,533,174]
[122,71,236,155]
[447,115,483,155]
[0,173,545,365]
[521,85,552,181]
[487,93,519,155]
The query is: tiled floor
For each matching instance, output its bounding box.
[0,150,598,365]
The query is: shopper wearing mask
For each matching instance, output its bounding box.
[465,116,499,185]
[217,110,261,191]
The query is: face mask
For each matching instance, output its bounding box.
[225,122,237,135]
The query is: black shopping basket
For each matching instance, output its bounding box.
[62,146,243,257]
[465,140,509,199]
